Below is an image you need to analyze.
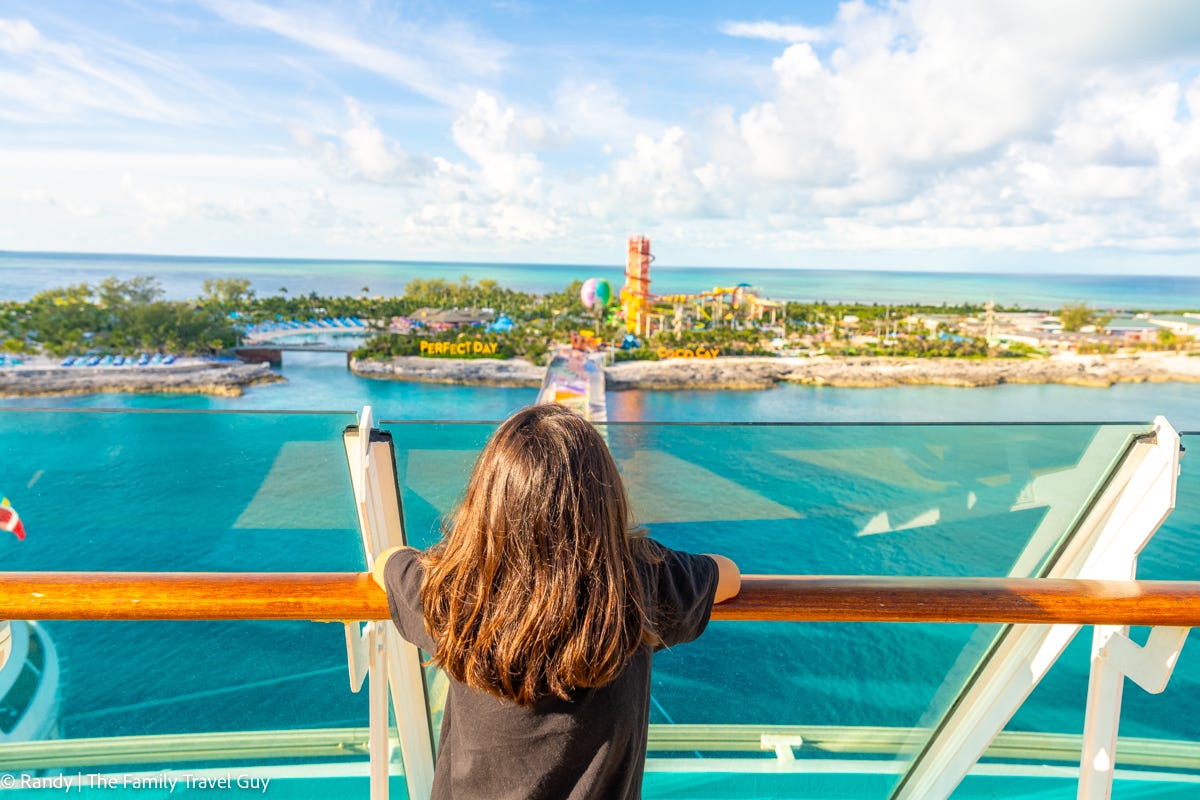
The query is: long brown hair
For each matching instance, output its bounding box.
[420,403,658,706]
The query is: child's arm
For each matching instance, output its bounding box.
[370,545,413,589]
[704,554,741,604]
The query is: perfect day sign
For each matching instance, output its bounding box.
[419,340,500,357]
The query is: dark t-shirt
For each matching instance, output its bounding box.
[383,541,719,800]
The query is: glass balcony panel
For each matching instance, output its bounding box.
[0,410,392,785]
[383,421,1151,577]
[984,432,1200,791]
[0,409,362,572]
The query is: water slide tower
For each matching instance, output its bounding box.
[621,235,653,336]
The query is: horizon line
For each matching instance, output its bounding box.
[3,248,1198,281]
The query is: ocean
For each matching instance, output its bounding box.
[1,252,1200,792]
[3,250,1200,310]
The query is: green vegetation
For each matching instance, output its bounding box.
[784,300,1006,326]
[825,336,991,358]
[1059,302,1108,332]
[10,272,1190,366]
[4,277,238,357]
[999,341,1048,358]
[612,348,659,362]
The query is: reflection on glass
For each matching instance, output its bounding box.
[0,410,365,754]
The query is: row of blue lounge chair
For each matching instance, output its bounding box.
[60,354,177,367]
[247,316,365,335]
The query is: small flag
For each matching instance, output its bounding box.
[1,497,25,541]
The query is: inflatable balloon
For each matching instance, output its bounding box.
[580,278,598,309]
[593,279,613,308]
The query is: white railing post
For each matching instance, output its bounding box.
[1077,625,1190,799]
[0,619,10,671]
[344,407,437,800]
[368,622,392,799]
[1077,417,1184,800]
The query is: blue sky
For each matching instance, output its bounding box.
[3,1,1200,274]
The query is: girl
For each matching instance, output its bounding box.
[373,403,739,799]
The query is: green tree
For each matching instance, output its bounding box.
[1059,302,1094,332]
[97,276,164,308]
[201,278,255,310]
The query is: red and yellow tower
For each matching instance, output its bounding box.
[621,235,652,335]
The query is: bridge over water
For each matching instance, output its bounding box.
[234,343,359,366]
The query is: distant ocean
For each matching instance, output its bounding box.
[3,250,1199,310]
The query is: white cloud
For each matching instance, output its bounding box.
[200,0,508,108]
[0,149,338,252]
[451,91,549,198]
[719,21,828,44]
[610,127,712,218]
[290,99,440,186]
[553,80,652,147]
[0,17,202,125]
[690,0,1200,257]
[0,17,39,51]
[340,100,400,181]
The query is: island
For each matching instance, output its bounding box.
[2,257,1198,398]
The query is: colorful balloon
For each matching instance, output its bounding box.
[593,279,613,308]
[580,278,597,309]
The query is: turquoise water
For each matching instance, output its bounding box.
[4,250,1200,309]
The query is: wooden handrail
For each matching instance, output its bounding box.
[1,573,1200,625]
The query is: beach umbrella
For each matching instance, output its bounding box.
[488,315,515,333]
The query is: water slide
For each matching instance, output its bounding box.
[536,347,608,422]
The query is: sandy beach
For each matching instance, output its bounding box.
[351,352,1200,391]
[0,357,284,398]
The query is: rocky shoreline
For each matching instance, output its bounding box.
[350,356,545,387]
[0,359,284,398]
[352,353,1200,391]
[4,353,1196,398]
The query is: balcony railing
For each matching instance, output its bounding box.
[0,407,1194,800]
[2,572,1200,625]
